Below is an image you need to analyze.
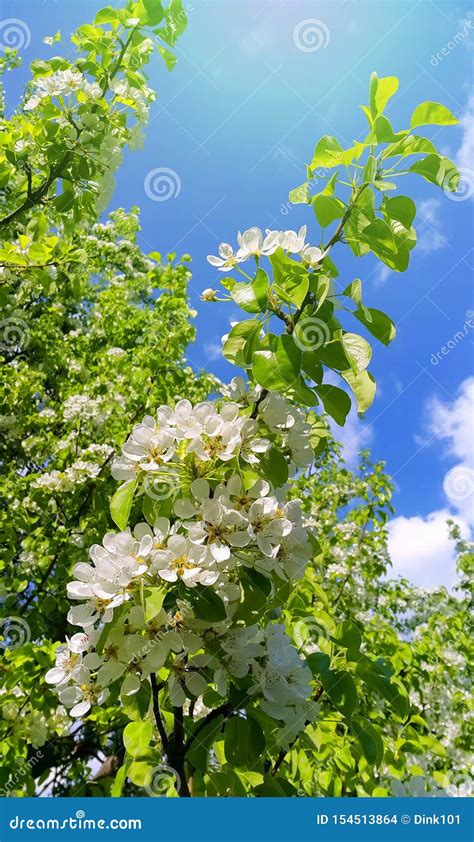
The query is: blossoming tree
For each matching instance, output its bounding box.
[0,0,467,799]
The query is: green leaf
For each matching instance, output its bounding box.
[441,156,460,192]
[335,620,362,653]
[235,568,273,620]
[369,74,399,117]
[185,584,227,622]
[289,375,319,407]
[231,269,269,313]
[123,721,152,759]
[315,384,351,426]
[410,101,458,128]
[369,116,406,144]
[157,45,176,71]
[351,717,384,766]
[310,135,345,170]
[362,219,397,255]
[341,369,376,415]
[144,586,166,622]
[186,715,224,771]
[288,182,310,204]
[270,249,309,308]
[313,195,346,228]
[110,477,138,530]
[322,669,358,718]
[143,0,165,25]
[258,446,288,487]
[222,319,261,367]
[128,760,155,787]
[306,652,331,677]
[224,716,265,767]
[343,279,363,308]
[253,777,286,797]
[155,0,187,46]
[409,153,445,187]
[356,664,409,719]
[354,306,396,346]
[54,186,75,214]
[313,339,352,372]
[253,335,301,391]
[122,679,151,722]
[363,154,377,182]
[382,195,416,228]
[301,352,323,385]
[111,762,130,797]
[94,7,119,25]
[341,332,372,373]
[409,153,459,191]
[233,568,272,624]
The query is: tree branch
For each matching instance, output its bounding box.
[150,674,169,752]
[183,701,233,755]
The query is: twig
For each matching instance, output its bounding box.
[150,674,169,752]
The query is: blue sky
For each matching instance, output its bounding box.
[5,0,473,586]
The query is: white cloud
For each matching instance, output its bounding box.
[203,341,222,360]
[373,263,392,288]
[457,94,474,172]
[415,198,445,252]
[388,509,469,588]
[387,377,473,588]
[427,376,474,464]
[425,376,474,525]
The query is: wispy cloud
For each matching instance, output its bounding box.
[415,198,446,253]
[457,94,474,172]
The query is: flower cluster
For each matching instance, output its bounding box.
[47,389,318,739]
[112,382,313,484]
[207,225,325,271]
[24,69,102,111]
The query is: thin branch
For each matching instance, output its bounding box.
[150,674,169,752]
[183,701,233,755]
[171,706,191,797]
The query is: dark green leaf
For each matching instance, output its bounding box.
[224,716,265,767]
[186,584,227,622]
[350,717,384,766]
[353,306,396,346]
[315,384,351,426]
[186,715,224,771]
